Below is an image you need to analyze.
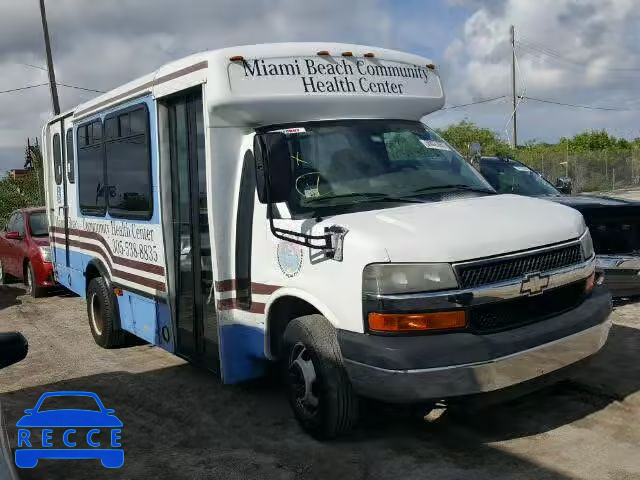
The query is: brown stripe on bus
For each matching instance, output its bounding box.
[217,298,266,314]
[215,278,280,294]
[51,226,165,276]
[58,237,166,292]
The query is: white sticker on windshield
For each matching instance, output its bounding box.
[513,166,530,172]
[270,127,306,135]
[419,139,451,151]
[303,187,320,198]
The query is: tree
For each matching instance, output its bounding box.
[435,121,513,157]
[0,140,44,226]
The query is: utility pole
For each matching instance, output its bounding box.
[510,25,517,148]
[38,0,60,115]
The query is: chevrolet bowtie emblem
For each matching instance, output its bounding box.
[520,272,550,296]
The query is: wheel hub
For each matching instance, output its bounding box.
[289,344,319,415]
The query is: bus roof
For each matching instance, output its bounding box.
[72,43,445,126]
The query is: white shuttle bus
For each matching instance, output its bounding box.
[43,43,612,438]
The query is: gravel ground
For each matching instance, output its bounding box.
[0,285,639,480]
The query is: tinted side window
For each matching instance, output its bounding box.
[14,213,25,237]
[77,120,106,216]
[6,213,17,232]
[105,105,152,219]
[66,129,75,183]
[53,133,62,185]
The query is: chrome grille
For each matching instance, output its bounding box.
[456,244,583,289]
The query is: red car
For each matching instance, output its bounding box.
[0,208,54,297]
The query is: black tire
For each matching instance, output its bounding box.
[283,314,359,439]
[26,262,44,298]
[0,260,13,285]
[86,277,125,348]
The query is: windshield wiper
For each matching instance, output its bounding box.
[411,184,496,194]
[304,192,424,204]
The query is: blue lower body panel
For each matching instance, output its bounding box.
[219,324,267,384]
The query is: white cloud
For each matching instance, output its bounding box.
[0,0,390,171]
[0,0,637,172]
[430,0,640,143]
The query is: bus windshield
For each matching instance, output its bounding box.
[479,158,560,197]
[277,120,494,217]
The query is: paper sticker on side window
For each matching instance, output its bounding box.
[419,139,451,151]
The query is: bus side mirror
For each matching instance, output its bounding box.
[253,133,292,204]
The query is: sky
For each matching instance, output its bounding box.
[0,0,638,172]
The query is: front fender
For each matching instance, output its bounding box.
[263,287,341,359]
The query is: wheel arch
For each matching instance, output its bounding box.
[85,258,111,297]
[264,288,340,360]
[85,260,121,331]
[22,257,30,279]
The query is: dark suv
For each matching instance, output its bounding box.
[476,156,640,297]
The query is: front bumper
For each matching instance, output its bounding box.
[596,254,640,297]
[34,259,55,287]
[339,286,612,403]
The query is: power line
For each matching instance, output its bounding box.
[516,38,640,72]
[57,83,105,94]
[15,62,49,72]
[0,82,105,96]
[0,83,49,94]
[442,95,507,109]
[520,95,635,111]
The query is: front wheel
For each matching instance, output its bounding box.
[26,262,44,298]
[283,315,359,439]
[86,277,125,348]
[0,260,12,285]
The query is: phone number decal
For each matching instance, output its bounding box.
[111,239,159,263]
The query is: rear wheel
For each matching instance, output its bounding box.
[86,277,125,348]
[283,314,359,439]
[26,262,44,298]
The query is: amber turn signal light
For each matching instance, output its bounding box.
[368,311,466,333]
[317,50,331,56]
[229,55,244,62]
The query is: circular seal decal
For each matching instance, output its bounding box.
[277,241,303,277]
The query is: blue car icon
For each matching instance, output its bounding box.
[15,391,123,468]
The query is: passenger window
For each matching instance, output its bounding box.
[14,213,25,237]
[77,120,106,216]
[53,133,62,185]
[78,125,88,146]
[91,122,102,143]
[6,213,17,232]
[66,129,75,183]
[105,105,152,219]
[118,115,130,137]
[105,117,117,140]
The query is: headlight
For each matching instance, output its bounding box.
[39,246,51,262]
[363,263,458,295]
[580,229,594,259]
